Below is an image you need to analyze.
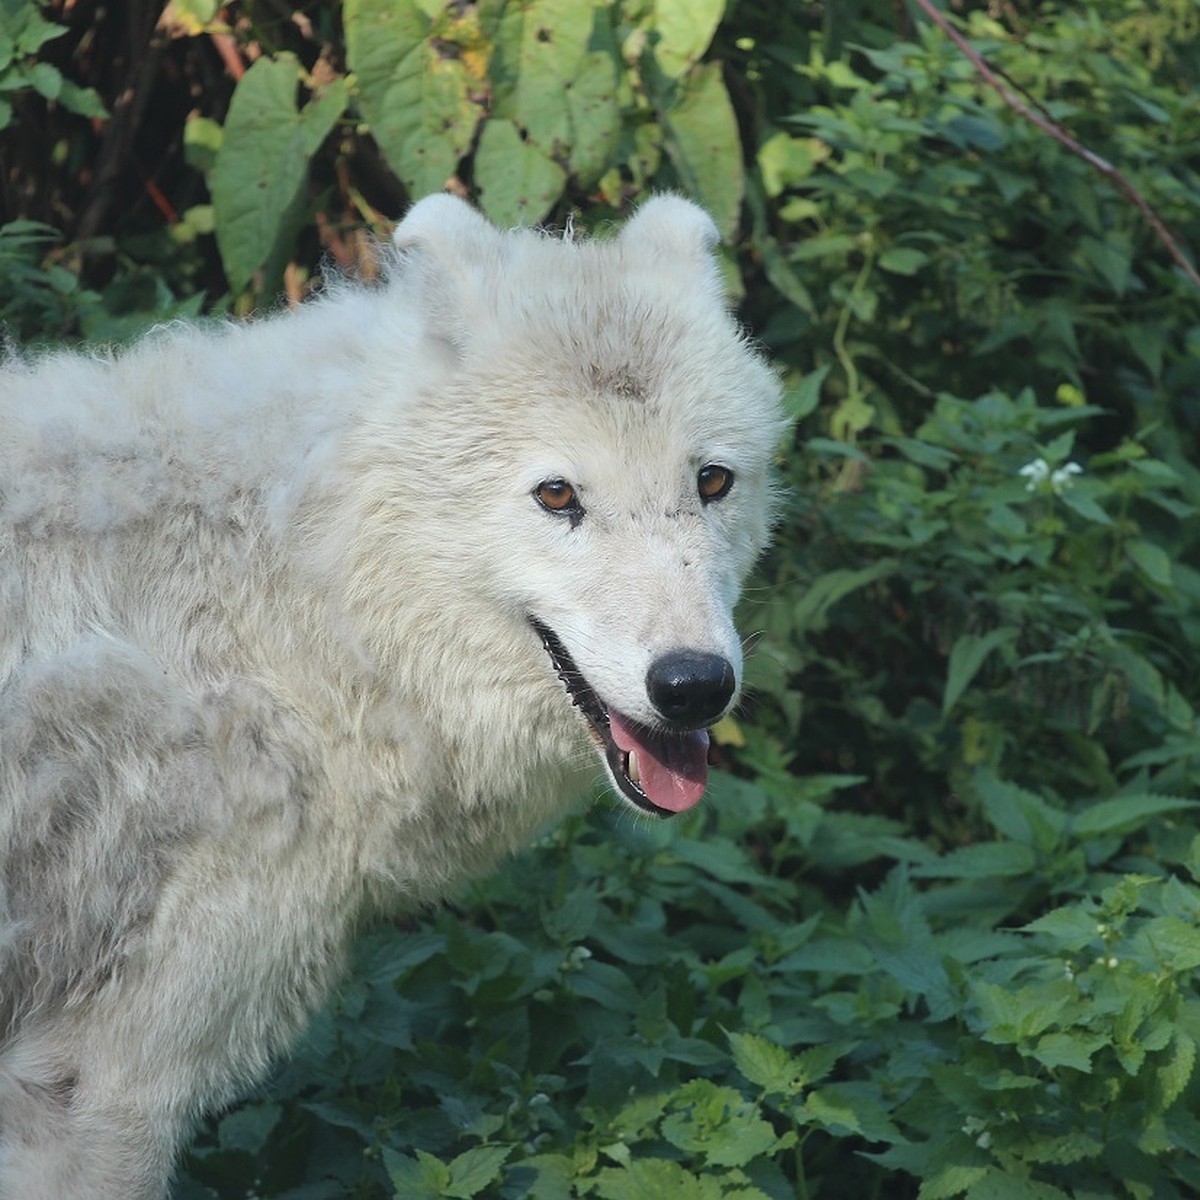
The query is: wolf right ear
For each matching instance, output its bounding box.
[391,194,499,354]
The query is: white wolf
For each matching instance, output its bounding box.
[0,194,782,1197]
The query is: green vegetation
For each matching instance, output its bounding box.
[4,1,1200,1195]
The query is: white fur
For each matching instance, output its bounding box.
[0,195,783,1197]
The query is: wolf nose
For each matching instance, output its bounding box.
[646,651,736,727]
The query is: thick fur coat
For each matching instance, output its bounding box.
[0,194,783,1197]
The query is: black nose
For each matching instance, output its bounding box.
[646,651,736,727]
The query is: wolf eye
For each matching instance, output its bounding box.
[534,479,580,515]
[697,464,734,503]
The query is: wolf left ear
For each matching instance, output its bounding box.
[391,194,498,354]
[392,193,496,258]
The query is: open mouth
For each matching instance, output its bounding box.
[529,618,711,818]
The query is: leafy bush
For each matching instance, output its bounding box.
[5,1,1200,1196]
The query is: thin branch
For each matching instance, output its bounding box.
[911,0,1200,291]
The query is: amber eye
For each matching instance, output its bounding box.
[534,479,580,514]
[697,464,734,503]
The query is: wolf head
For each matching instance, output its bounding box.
[330,195,784,821]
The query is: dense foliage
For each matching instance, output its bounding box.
[4,1,1200,1196]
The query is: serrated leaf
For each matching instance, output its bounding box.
[728,1030,798,1093]
[210,55,346,291]
[913,840,1036,880]
[1022,904,1102,951]
[446,1144,513,1198]
[1032,1030,1109,1073]
[1157,1032,1197,1109]
[964,1169,1071,1199]
[383,1148,451,1198]
[1139,916,1200,972]
[593,1159,726,1200]
[1071,794,1198,839]
[919,1165,989,1200]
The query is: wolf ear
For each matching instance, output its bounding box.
[390,194,498,353]
[617,195,722,279]
[392,193,496,258]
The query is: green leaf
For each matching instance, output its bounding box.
[1126,539,1172,588]
[384,1148,451,1199]
[651,0,724,79]
[1157,1032,1196,1109]
[793,560,897,635]
[963,1169,1071,1199]
[491,0,619,183]
[446,1145,513,1199]
[879,246,930,275]
[345,0,483,196]
[210,55,346,291]
[913,841,1037,880]
[1071,794,1198,839]
[662,62,744,240]
[1022,904,1102,951]
[784,364,830,422]
[474,117,568,227]
[728,1030,798,1094]
[1138,916,1200,973]
[216,1102,282,1154]
[593,1158,726,1200]
[1032,1030,1109,1073]
[943,628,1018,716]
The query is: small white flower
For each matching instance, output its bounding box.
[1019,458,1050,490]
[1050,462,1083,493]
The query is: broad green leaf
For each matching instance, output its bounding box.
[345,0,484,196]
[1126,539,1172,588]
[474,117,568,227]
[210,55,347,291]
[943,628,1017,715]
[793,560,897,635]
[879,246,930,275]
[651,0,724,78]
[784,364,830,421]
[491,0,619,182]
[1071,794,1198,839]
[663,62,743,239]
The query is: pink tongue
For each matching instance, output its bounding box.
[608,711,710,813]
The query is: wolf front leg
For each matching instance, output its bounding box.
[0,1020,182,1200]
